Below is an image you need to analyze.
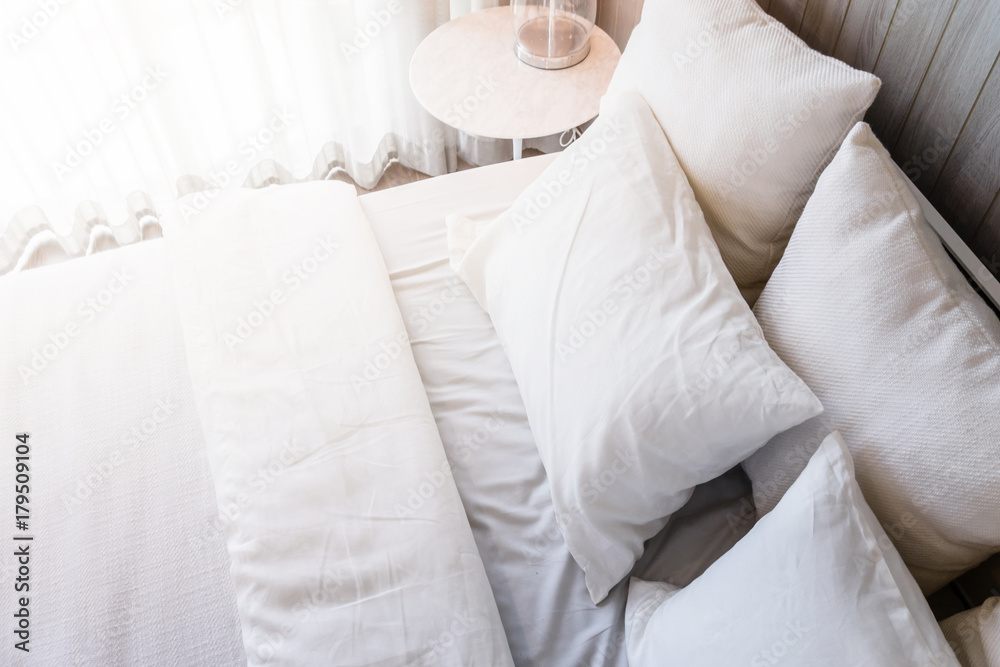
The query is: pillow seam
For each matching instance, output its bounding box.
[875,143,1000,360]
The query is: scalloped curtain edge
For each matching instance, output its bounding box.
[0,132,458,276]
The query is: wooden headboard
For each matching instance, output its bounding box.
[596,0,1000,279]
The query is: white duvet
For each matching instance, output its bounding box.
[0,240,246,666]
[0,181,513,666]
[161,182,513,666]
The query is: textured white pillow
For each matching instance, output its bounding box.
[743,122,1000,593]
[605,0,880,303]
[940,598,1000,667]
[626,432,959,667]
[447,91,822,604]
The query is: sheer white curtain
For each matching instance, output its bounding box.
[0,0,499,271]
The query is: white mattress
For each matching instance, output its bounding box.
[360,155,755,667]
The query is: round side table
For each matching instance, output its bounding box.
[409,8,621,159]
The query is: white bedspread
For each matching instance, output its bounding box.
[162,182,513,666]
[0,241,246,666]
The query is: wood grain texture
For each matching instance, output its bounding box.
[832,0,897,72]
[798,0,851,56]
[863,0,958,147]
[930,54,1000,239]
[890,0,1000,195]
[768,0,809,33]
[595,0,1000,278]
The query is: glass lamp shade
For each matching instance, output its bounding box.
[512,0,597,70]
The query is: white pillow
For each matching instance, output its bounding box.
[940,598,1000,667]
[605,0,880,303]
[447,91,822,604]
[626,432,959,667]
[743,122,1000,593]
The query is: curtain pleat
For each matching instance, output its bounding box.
[0,0,520,274]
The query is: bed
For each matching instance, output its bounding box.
[0,154,754,666]
[2,0,999,666]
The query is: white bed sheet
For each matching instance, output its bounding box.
[360,154,756,667]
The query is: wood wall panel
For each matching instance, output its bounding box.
[932,57,1000,240]
[596,0,1000,275]
[832,0,897,71]
[862,0,958,147]
[798,0,851,56]
[768,0,808,34]
[889,1,1000,192]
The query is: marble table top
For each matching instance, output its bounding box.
[409,7,621,140]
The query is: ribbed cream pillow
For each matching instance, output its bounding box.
[940,598,1000,667]
[605,0,880,304]
[743,122,1000,593]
